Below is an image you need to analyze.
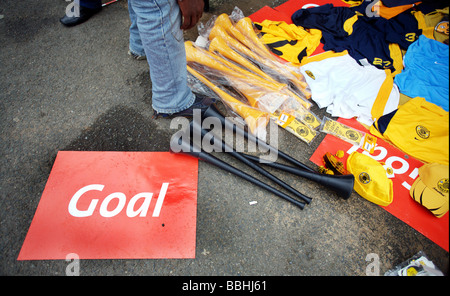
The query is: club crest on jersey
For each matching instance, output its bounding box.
[415,125,430,139]
[437,178,449,195]
[305,70,315,80]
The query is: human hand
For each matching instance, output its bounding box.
[177,0,204,30]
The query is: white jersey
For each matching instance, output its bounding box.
[300,51,400,126]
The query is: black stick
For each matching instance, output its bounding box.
[203,105,316,173]
[241,154,355,200]
[170,133,306,209]
[191,120,312,204]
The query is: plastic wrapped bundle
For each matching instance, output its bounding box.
[186,9,322,144]
[187,65,270,140]
[208,12,311,99]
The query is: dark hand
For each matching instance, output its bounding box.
[177,0,204,30]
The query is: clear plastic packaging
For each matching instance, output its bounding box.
[384,251,444,276]
[272,112,318,145]
[199,8,312,103]
[188,8,318,143]
[320,117,365,147]
[186,41,288,113]
[187,65,270,141]
[319,117,379,153]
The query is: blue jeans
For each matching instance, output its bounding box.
[128,0,195,114]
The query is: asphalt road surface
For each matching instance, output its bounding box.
[1,0,448,280]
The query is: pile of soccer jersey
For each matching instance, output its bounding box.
[262,0,449,163]
[253,0,449,217]
[252,3,448,135]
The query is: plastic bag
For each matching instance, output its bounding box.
[384,251,444,276]
[320,117,366,147]
[200,8,312,101]
[187,64,270,141]
[320,117,378,153]
[186,41,288,113]
[273,111,318,145]
[189,8,319,143]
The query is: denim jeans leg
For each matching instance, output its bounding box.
[128,0,195,114]
[128,1,146,56]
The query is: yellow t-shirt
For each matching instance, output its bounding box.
[371,97,449,165]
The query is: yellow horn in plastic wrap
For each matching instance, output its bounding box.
[186,41,285,111]
[209,25,275,75]
[186,65,269,137]
[209,36,274,82]
[213,14,266,56]
[209,22,310,100]
[185,41,289,109]
[235,17,274,58]
[235,17,309,91]
[207,33,311,108]
[185,41,281,90]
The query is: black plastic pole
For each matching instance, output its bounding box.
[203,105,316,173]
[190,120,312,204]
[170,134,305,209]
[241,153,355,200]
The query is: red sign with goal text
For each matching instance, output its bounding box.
[18,151,198,260]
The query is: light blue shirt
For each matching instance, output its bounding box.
[394,35,449,111]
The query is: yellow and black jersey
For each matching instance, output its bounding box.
[254,20,322,65]
[371,97,449,165]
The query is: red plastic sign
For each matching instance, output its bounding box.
[18,151,199,260]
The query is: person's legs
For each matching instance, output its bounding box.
[128,1,146,58]
[128,0,196,114]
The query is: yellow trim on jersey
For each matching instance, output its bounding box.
[412,11,436,40]
[340,0,364,7]
[371,69,394,122]
[343,14,359,35]
[388,43,403,76]
[302,47,402,76]
[300,50,349,66]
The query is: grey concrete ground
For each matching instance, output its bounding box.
[0,0,448,279]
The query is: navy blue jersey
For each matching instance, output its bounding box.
[292,4,421,73]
